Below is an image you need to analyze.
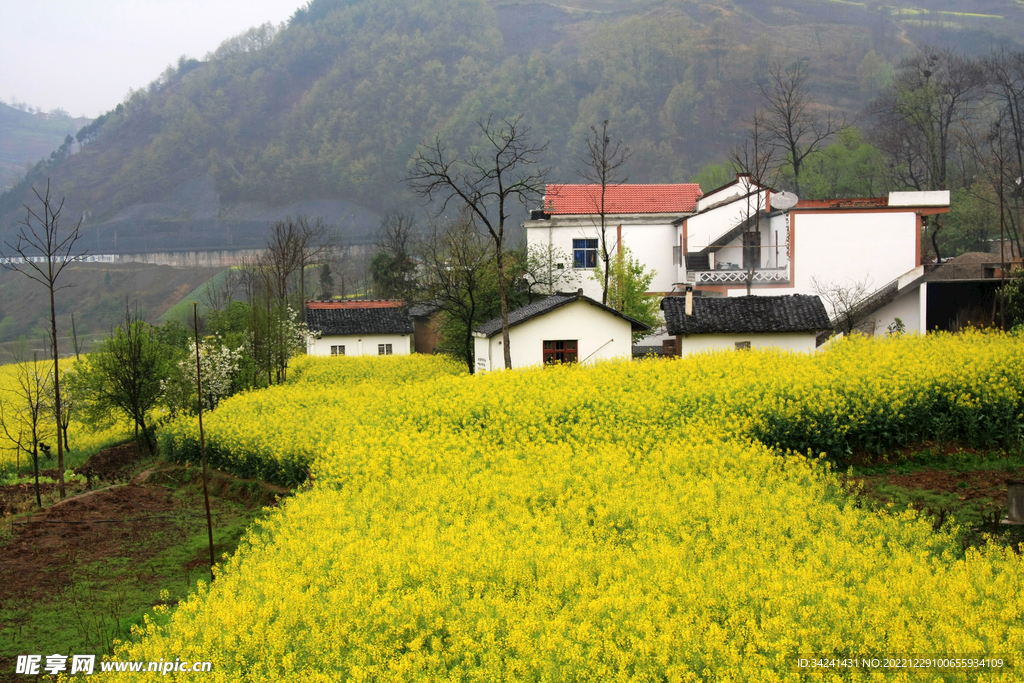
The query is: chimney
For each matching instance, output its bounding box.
[685,282,694,316]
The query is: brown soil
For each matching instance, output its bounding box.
[0,443,143,516]
[0,484,180,604]
[76,442,143,482]
[856,467,1023,503]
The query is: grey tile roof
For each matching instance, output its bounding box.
[473,292,650,338]
[662,294,830,335]
[306,307,413,336]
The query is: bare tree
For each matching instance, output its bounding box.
[0,350,54,508]
[520,243,581,303]
[730,110,779,295]
[811,275,873,336]
[983,48,1024,258]
[201,267,241,314]
[577,120,632,304]
[2,180,86,499]
[294,216,329,319]
[759,59,845,195]
[416,214,497,373]
[371,212,418,300]
[869,47,984,192]
[407,115,548,370]
[869,47,984,261]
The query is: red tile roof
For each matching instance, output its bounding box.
[306,300,403,309]
[543,183,701,215]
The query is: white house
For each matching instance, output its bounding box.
[661,293,831,356]
[528,183,701,301]
[472,291,650,373]
[305,301,414,357]
[525,176,951,338]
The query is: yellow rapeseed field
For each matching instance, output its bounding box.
[118,333,1023,681]
[0,359,130,475]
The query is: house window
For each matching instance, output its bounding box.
[378,343,393,355]
[543,340,578,364]
[573,239,598,269]
[735,341,751,350]
[330,345,345,356]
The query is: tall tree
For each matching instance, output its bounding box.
[2,180,86,499]
[869,47,984,194]
[983,48,1024,258]
[416,214,498,373]
[577,120,632,304]
[730,110,779,296]
[869,48,985,261]
[408,115,548,370]
[371,212,418,300]
[758,59,845,195]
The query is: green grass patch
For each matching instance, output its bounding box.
[157,267,233,325]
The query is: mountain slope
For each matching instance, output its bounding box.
[2,0,1022,253]
[0,103,90,191]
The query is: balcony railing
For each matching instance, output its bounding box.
[692,266,790,285]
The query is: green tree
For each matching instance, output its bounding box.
[592,246,659,343]
[76,306,170,453]
[319,263,334,299]
[1004,268,1024,328]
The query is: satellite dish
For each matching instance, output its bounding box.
[772,191,799,210]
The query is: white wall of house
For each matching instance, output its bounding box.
[621,223,678,293]
[785,210,918,297]
[677,332,818,356]
[684,189,771,254]
[474,299,634,372]
[526,216,681,300]
[871,286,924,337]
[308,334,413,357]
[694,175,755,211]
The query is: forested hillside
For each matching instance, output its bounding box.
[3,0,1023,253]
[0,103,90,191]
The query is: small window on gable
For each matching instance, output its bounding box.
[331,345,345,356]
[543,339,578,364]
[378,343,393,355]
[735,341,751,350]
[573,239,598,269]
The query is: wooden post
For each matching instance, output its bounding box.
[194,303,216,584]
[1007,479,1024,524]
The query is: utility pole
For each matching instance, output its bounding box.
[998,122,1007,331]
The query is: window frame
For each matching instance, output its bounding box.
[378,343,393,356]
[572,238,599,269]
[330,345,345,356]
[543,339,578,365]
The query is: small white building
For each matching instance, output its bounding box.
[305,301,414,357]
[661,293,831,356]
[472,291,650,372]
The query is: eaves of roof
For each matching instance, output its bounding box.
[473,293,650,338]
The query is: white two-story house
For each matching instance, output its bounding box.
[525,176,952,338]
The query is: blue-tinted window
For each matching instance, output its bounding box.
[573,238,598,269]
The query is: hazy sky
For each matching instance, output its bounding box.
[0,0,302,118]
